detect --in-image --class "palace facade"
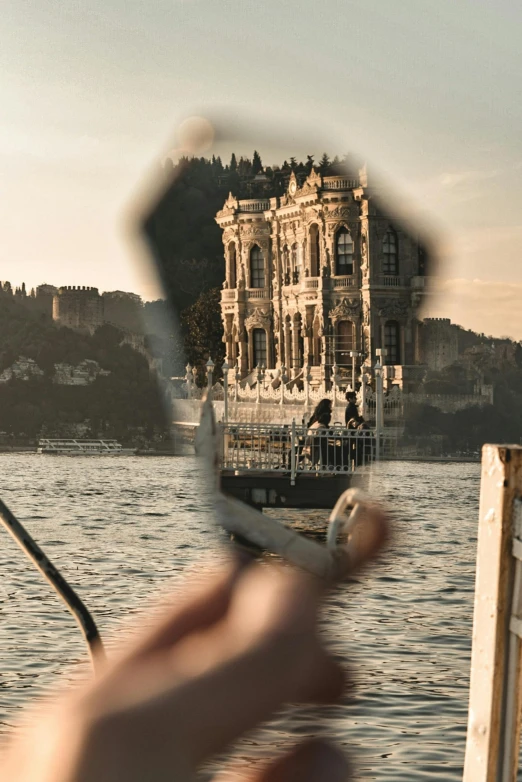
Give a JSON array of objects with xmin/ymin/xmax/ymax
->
[{"xmin": 216, "ymin": 165, "xmax": 429, "ymax": 387}]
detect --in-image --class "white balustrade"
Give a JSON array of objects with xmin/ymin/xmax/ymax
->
[
  {"xmin": 302, "ymin": 278, "xmax": 320, "ymax": 290},
  {"xmin": 322, "ymin": 178, "xmax": 359, "ymax": 190},
  {"xmin": 333, "ymin": 276, "xmax": 356, "ymax": 288},
  {"xmin": 379, "ymin": 275, "xmax": 405, "ymax": 287},
  {"xmin": 238, "ymin": 199, "xmax": 271, "ymax": 212},
  {"xmin": 247, "ymin": 288, "xmax": 268, "ymax": 299}
]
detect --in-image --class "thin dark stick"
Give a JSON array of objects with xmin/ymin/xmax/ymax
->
[{"xmin": 0, "ymin": 498, "xmax": 105, "ymax": 674}]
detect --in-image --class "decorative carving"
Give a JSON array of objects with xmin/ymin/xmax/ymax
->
[
  {"xmin": 325, "ymin": 206, "xmax": 350, "ymax": 220},
  {"xmin": 362, "ymin": 327, "xmax": 371, "ymax": 356},
  {"xmin": 360, "ymin": 228, "xmax": 368, "ymax": 273},
  {"xmin": 245, "ymin": 307, "xmax": 272, "ymax": 331},
  {"xmin": 329, "ymin": 298, "xmax": 361, "ymax": 322},
  {"xmin": 314, "ymin": 309, "xmax": 325, "ymax": 337},
  {"xmin": 241, "ymin": 227, "xmax": 267, "ymax": 237},
  {"xmin": 375, "ymin": 298, "xmax": 410, "ymax": 319},
  {"xmin": 299, "ymin": 169, "xmax": 322, "ymax": 195},
  {"xmin": 216, "ymin": 192, "xmax": 239, "ymax": 218},
  {"xmin": 223, "ymin": 228, "xmax": 237, "ymax": 243},
  {"xmin": 298, "ymin": 181, "xmax": 319, "ymax": 197}
]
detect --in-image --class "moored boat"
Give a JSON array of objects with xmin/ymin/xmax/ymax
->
[{"xmin": 37, "ymin": 438, "xmax": 135, "ymax": 455}]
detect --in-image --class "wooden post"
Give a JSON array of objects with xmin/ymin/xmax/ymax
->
[{"xmin": 463, "ymin": 445, "xmax": 522, "ymax": 782}]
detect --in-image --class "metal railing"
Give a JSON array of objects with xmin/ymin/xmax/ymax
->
[{"xmin": 221, "ymin": 421, "xmax": 397, "ymax": 483}]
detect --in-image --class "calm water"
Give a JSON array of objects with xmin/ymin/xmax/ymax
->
[{"xmin": 0, "ymin": 453, "xmax": 480, "ymax": 780}]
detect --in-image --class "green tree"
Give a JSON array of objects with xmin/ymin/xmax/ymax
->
[
  {"xmin": 180, "ymin": 287, "xmax": 225, "ymax": 385},
  {"xmin": 318, "ymin": 153, "xmax": 331, "ymax": 174},
  {"xmin": 252, "ymin": 150, "xmax": 263, "ymax": 174}
]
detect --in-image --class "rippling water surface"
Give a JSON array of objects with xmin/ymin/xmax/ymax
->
[{"xmin": 0, "ymin": 454, "xmax": 480, "ymax": 780}]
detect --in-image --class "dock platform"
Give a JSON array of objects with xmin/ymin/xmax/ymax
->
[{"xmin": 221, "ymin": 470, "xmax": 352, "ymax": 509}]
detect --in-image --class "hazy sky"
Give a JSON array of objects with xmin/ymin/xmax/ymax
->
[{"xmin": 2, "ymin": 1, "xmax": 522, "ymax": 337}]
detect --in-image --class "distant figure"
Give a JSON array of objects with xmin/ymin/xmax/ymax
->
[
  {"xmin": 306, "ymin": 399, "xmax": 332, "ymax": 466},
  {"xmin": 307, "ymin": 398, "xmax": 332, "ymax": 429},
  {"xmin": 344, "ymin": 390, "xmax": 361, "ymax": 427}
]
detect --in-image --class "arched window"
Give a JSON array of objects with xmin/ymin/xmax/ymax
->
[
  {"xmin": 250, "ymin": 246, "xmax": 265, "ymax": 289},
  {"xmin": 384, "ymin": 321, "xmax": 400, "ymax": 365},
  {"xmin": 228, "ymin": 242, "xmax": 237, "ymax": 289},
  {"xmin": 336, "ymin": 320, "xmax": 354, "ymax": 367},
  {"xmin": 383, "ymin": 229, "xmax": 398, "ymax": 275},
  {"xmin": 252, "ymin": 328, "xmax": 267, "ymax": 367},
  {"xmin": 291, "ymin": 243, "xmax": 299, "ymax": 284},
  {"xmin": 282, "ymin": 245, "xmax": 290, "ymax": 286},
  {"xmin": 310, "ymin": 225, "xmax": 320, "ymax": 277},
  {"xmin": 335, "ymin": 228, "xmax": 354, "ymax": 276}
]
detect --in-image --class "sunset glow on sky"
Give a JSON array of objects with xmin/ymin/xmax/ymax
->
[{"xmin": 2, "ymin": 1, "xmax": 522, "ymax": 337}]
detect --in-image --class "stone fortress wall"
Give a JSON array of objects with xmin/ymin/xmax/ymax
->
[
  {"xmin": 53, "ymin": 286, "xmax": 104, "ymax": 333},
  {"xmin": 420, "ymin": 317, "xmax": 458, "ymax": 371}
]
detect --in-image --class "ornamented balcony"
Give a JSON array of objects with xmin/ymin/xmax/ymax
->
[
  {"xmin": 247, "ymin": 288, "xmax": 269, "ymax": 299},
  {"xmin": 378, "ymin": 275, "xmax": 405, "ymax": 288},
  {"xmin": 221, "ymin": 289, "xmax": 237, "ymax": 301},
  {"xmin": 238, "ymin": 199, "xmax": 271, "ymax": 213},
  {"xmin": 301, "ymin": 277, "xmax": 320, "ymax": 291},
  {"xmin": 332, "ymin": 276, "xmax": 356, "ymax": 289},
  {"xmin": 322, "ymin": 177, "xmax": 359, "ymax": 190}
]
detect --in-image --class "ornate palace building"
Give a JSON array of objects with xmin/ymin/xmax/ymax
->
[{"xmin": 216, "ymin": 165, "xmax": 429, "ymax": 387}]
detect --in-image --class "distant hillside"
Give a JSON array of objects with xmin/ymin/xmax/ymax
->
[
  {"xmin": 406, "ymin": 327, "xmax": 522, "ymax": 451},
  {"xmin": 0, "ymin": 297, "xmax": 168, "ymax": 442}
]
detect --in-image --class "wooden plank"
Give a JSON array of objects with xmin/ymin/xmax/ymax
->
[{"xmin": 463, "ymin": 445, "xmax": 522, "ymax": 782}]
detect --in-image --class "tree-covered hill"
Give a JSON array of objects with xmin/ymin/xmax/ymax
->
[
  {"xmin": 0, "ymin": 297, "xmax": 169, "ymax": 441},
  {"xmin": 141, "ymin": 151, "xmax": 348, "ymax": 317}
]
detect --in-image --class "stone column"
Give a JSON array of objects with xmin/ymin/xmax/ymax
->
[
  {"xmin": 284, "ymin": 321, "xmax": 292, "ymax": 374},
  {"xmin": 268, "ymin": 326, "xmax": 275, "ymax": 370},
  {"xmin": 247, "ymin": 329, "xmax": 254, "ymax": 373},
  {"xmin": 320, "ymin": 327, "xmax": 328, "ymax": 390},
  {"xmin": 238, "ymin": 318, "xmax": 248, "ymax": 377},
  {"xmin": 291, "ymin": 319, "xmax": 300, "ymax": 374}
]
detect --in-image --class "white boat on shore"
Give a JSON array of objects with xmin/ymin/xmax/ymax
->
[{"xmin": 37, "ymin": 439, "xmax": 136, "ymax": 455}]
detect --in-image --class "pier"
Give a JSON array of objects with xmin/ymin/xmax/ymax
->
[{"xmin": 217, "ymin": 421, "xmax": 397, "ymax": 508}]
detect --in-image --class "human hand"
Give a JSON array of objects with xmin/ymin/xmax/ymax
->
[{"xmin": 2, "ymin": 512, "xmax": 387, "ymax": 782}]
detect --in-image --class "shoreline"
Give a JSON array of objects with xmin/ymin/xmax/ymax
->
[{"xmin": 0, "ymin": 447, "xmax": 480, "ymax": 463}]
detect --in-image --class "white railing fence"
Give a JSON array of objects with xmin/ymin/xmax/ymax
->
[
  {"xmin": 175, "ymin": 361, "xmax": 404, "ymax": 426},
  {"xmin": 221, "ymin": 422, "xmax": 397, "ymax": 483}
]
